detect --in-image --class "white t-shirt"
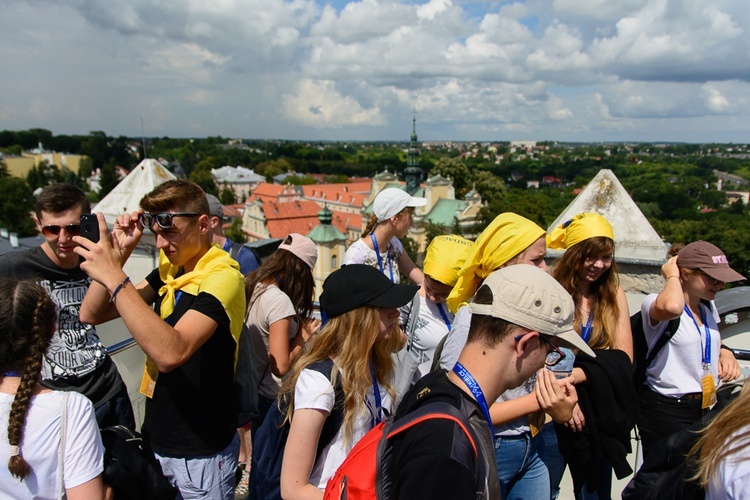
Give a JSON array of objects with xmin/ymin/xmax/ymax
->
[
  {"xmin": 343, "ymin": 237, "xmax": 404, "ymax": 283},
  {"xmin": 641, "ymin": 294, "xmax": 721, "ymax": 397},
  {"xmin": 401, "ymin": 294, "xmax": 453, "ymax": 382},
  {"xmin": 439, "ymin": 305, "xmax": 531, "ymax": 436},
  {"xmin": 247, "ymin": 283, "xmax": 300, "ymax": 400},
  {"xmin": 706, "ymin": 425, "xmax": 750, "ymax": 499},
  {"xmin": 0, "ymin": 390, "xmax": 103, "ymax": 498},
  {"xmin": 294, "ymin": 366, "xmax": 392, "ymax": 490}
]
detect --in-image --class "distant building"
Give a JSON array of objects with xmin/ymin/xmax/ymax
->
[
  {"xmin": 211, "ymin": 166, "xmax": 264, "ymax": 201},
  {"xmin": 308, "ymin": 206, "xmax": 347, "ymax": 300},
  {"xmin": 2, "ymin": 151, "xmax": 87, "ymax": 178}
]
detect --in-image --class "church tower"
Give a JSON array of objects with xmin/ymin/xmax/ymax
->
[{"xmin": 404, "ymin": 111, "xmax": 423, "ymax": 195}]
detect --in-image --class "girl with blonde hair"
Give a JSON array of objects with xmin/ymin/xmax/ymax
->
[
  {"xmin": 278, "ymin": 265, "xmax": 418, "ymax": 499},
  {"xmin": 343, "ymin": 188, "xmax": 426, "ymax": 283},
  {"xmin": 0, "ymin": 278, "xmax": 104, "ymax": 499},
  {"xmin": 692, "ymin": 382, "xmax": 750, "ymax": 499}
]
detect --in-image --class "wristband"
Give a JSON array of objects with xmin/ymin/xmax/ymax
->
[
  {"xmin": 109, "ymin": 276, "xmax": 131, "ymax": 303},
  {"xmin": 666, "ymin": 275, "xmax": 679, "ymax": 280},
  {"xmin": 720, "ymin": 344, "xmax": 733, "ymax": 352}
]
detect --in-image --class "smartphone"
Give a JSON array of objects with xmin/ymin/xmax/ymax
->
[{"xmin": 80, "ymin": 213, "xmax": 100, "ymax": 243}]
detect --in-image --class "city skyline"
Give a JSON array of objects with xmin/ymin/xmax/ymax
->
[{"xmin": 2, "ymin": 0, "xmax": 749, "ymax": 144}]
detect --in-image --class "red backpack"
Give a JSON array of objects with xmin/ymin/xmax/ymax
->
[{"xmin": 323, "ymin": 401, "xmax": 486, "ymax": 500}]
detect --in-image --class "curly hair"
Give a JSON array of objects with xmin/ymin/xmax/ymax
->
[
  {"xmin": 279, "ymin": 306, "xmax": 399, "ymax": 447},
  {"xmin": 551, "ymin": 236, "xmax": 620, "ymax": 351},
  {"xmin": 0, "ymin": 279, "xmax": 56, "ymax": 479},
  {"xmin": 245, "ymin": 247, "xmax": 315, "ymax": 321}
]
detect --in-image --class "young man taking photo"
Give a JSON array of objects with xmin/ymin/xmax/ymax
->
[
  {"xmin": 77, "ymin": 179, "xmax": 246, "ymax": 499},
  {"xmin": 0, "ymin": 182, "xmax": 134, "ymax": 429}
]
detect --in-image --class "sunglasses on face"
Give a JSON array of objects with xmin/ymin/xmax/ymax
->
[
  {"xmin": 138, "ymin": 212, "xmax": 200, "ymax": 230},
  {"xmin": 42, "ymin": 224, "xmax": 81, "ymax": 237}
]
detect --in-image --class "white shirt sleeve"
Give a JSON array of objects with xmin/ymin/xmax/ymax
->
[
  {"xmin": 294, "ymin": 368, "xmax": 335, "ymax": 414},
  {"xmin": 63, "ymin": 393, "xmax": 104, "ymax": 489}
]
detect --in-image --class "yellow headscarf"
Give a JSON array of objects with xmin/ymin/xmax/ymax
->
[
  {"xmin": 423, "ymin": 235, "xmax": 473, "ymax": 287},
  {"xmin": 546, "ymin": 212, "xmax": 614, "ymax": 250},
  {"xmin": 446, "ymin": 213, "xmax": 545, "ymax": 312}
]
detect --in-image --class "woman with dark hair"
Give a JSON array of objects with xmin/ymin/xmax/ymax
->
[
  {"xmin": 638, "ymin": 240, "xmax": 743, "ymax": 458},
  {"xmin": 0, "ymin": 278, "xmax": 104, "ymax": 499},
  {"xmin": 246, "ymin": 233, "xmax": 319, "ymax": 435},
  {"xmin": 547, "ymin": 213, "xmax": 634, "ymax": 500},
  {"xmin": 343, "ymin": 187, "xmax": 426, "ymax": 284},
  {"xmin": 278, "ymin": 264, "xmax": 418, "ymax": 499}
]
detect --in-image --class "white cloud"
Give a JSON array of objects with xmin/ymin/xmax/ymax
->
[{"xmin": 1, "ymin": 0, "xmax": 749, "ymax": 142}]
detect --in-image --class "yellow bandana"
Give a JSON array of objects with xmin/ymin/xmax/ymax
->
[
  {"xmin": 546, "ymin": 213, "xmax": 614, "ymax": 250},
  {"xmin": 446, "ymin": 213, "xmax": 544, "ymax": 313},
  {"xmin": 423, "ymin": 235, "xmax": 473, "ymax": 287},
  {"xmin": 140, "ymin": 244, "xmax": 246, "ymax": 398}
]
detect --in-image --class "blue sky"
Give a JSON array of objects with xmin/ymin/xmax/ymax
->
[{"xmin": 1, "ymin": 0, "xmax": 749, "ymax": 143}]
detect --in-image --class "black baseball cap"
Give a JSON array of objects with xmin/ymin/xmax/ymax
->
[{"xmin": 320, "ymin": 264, "xmax": 419, "ymax": 318}]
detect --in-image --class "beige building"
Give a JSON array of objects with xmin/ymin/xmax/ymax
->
[{"xmin": 3, "ymin": 152, "xmax": 87, "ymax": 178}]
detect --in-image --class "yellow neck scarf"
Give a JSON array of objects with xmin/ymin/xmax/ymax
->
[
  {"xmin": 446, "ymin": 213, "xmax": 544, "ymax": 313},
  {"xmin": 158, "ymin": 244, "xmax": 246, "ymax": 351},
  {"xmin": 546, "ymin": 213, "xmax": 613, "ymax": 250}
]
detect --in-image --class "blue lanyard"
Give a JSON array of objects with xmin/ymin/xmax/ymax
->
[
  {"xmin": 452, "ymin": 362, "xmax": 494, "ymax": 434},
  {"xmin": 684, "ymin": 305, "xmax": 711, "ymax": 366},
  {"xmin": 436, "ymin": 302, "xmax": 452, "ymax": 332},
  {"xmin": 581, "ymin": 314, "xmax": 594, "ymax": 344},
  {"xmin": 370, "ymin": 234, "xmax": 394, "ymax": 282},
  {"xmin": 368, "ymin": 363, "xmax": 385, "ymax": 428},
  {"xmin": 165, "ymin": 291, "xmax": 183, "ymax": 326}
]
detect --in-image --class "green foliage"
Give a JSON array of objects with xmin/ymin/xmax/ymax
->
[
  {"xmin": 429, "ymin": 157, "xmax": 471, "ymax": 195},
  {"xmin": 98, "ymin": 162, "xmax": 119, "ymax": 198},
  {"xmin": 323, "ymin": 174, "xmax": 351, "ymax": 184},
  {"xmin": 189, "ymin": 169, "xmax": 217, "ymax": 195},
  {"xmin": 226, "ymin": 217, "xmax": 247, "ymax": 244},
  {"xmin": 0, "ymin": 175, "xmax": 37, "ymax": 236},
  {"xmin": 219, "ymin": 186, "xmax": 237, "ymax": 205},
  {"xmin": 398, "ymin": 235, "xmax": 420, "ymax": 283},
  {"xmin": 285, "ymin": 175, "xmax": 317, "ymax": 185},
  {"xmin": 27, "ymin": 160, "xmax": 64, "ymax": 190}
]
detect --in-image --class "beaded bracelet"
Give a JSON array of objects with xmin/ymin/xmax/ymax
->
[{"xmin": 109, "ymin": 276, "xmax": 131, "ymax": 303}]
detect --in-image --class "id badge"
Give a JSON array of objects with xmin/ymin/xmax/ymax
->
[
  {"xmin": 139, "ymin": 357, "xmax": 159, "ymax": 399},
  {"xmin": 701, "ymin": 373, "xmax": 717, "ymax": 409},
  {"xmin": 528, "ymin": 410, "xmax": 545, "ymax": 437}
]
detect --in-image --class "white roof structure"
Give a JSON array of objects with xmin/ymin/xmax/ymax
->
[
  {"xmin": 211, "ymin": 166, "xmax": 264, "ymax": 184},
  {"xmin": 547, "ymin": 169, "xmax": 667, "ymax": 262},
  {"xmin": 93, "ymin": 159, "xmax": 176, "ymax": 226}
]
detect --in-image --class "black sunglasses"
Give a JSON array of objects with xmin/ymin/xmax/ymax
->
[
  {"xmin": 42, "ymin": 224, "xmax": 81, "ymax": 237},
  {"xmin": 139, "ymin": 212, "xmax": 200, "ymax": 230}
]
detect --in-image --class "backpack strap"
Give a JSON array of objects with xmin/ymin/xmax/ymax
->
[
  {"xmin": 307, "ymin": 359, "xmax": 346, "ymax": 457},
  {"xmin": 644, "ymin": 317, "xmax": 681, "ymax": 369},
  {"xmin": 377, "ymin": 401, "xmax": 486, "ymax": 498}
]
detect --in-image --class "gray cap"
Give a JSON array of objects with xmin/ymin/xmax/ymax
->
[
  {"xmin": 470, "ymin": 265, "xmax": 595, "ymax": 357},
  {"xmin": 206, "ymin": 194, "xmax": 223, "ymax": 218}
]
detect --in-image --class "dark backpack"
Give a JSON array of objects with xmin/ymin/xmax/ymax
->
[
  {"xmin": 248, "ymin": 359, "xmax": 345, "ymax": 500},
  {"xmin": 101, "ymin": 425, "xmax": 178, "ymax": 500},
  {"xmin": 322, "ymin": 402, "xmax": 485, "ymax": 500},
  {"xmin": 631, "ymin": 311, "xmax": 680, "ymax": 391}
]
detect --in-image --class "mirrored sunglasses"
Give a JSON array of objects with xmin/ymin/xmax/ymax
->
[
  {"xmin": 42, "ymin": 224, "xmax": 81, "ymax": 237},
  {"xmin": 139, "ymin": 212, "xmax": 200, "ymax": 230}
]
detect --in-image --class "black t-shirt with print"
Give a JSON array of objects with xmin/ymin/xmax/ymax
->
[{"xmin": 0, "ymin": 246, "xmax": 123, "ymax": 408}]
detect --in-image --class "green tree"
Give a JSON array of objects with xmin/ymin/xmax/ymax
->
[
  {"xmin": 0, "ymin": 172, "xmax": 37, "ymax": 236},
  {"xmin": 429, "ymin": 157, "xmax": 471, "ymax": 196},
  {"xmin": 219, "ymin": 186, "xmax": 237, "ymax": 205},
  {"xmin": 226, "ymin": 218, "xmax": 247, "ymax": 244},
  {"xmin": 190, "ymin": 169, "xmax": 218, "ymax": 195},
  {"xmin": 98, "ymin": 162, "xmax": 119, "ymax": 198}
]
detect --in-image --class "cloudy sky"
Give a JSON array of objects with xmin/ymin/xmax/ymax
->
[{"xmin": 2, "ymin": 0, "xmax": 749, "ymax": 143}]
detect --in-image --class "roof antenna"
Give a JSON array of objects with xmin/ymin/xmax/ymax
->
[{"xmin": 140, "ymin": 116, "xmax": 148, "ymax": 159}]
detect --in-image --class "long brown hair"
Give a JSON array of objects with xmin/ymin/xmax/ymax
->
[
  {"xmin": 279, "ymin": 306, "xmax": 399, "ymax": 446},
  {"xmin": 245, "ymin": 248, "xmax": 315, "ymax": 321},
  {"xmin": 0, "ymin": 279, "xmax": 56, "ymax": 479},
  {"xmin": 552, "ymin": 236, "xmax": 620, "ymax": 350},
  {"xmin": 691, "ymin": 383, "xmax": 750, "ymax": 488}
]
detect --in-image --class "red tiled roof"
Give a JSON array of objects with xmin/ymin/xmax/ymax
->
[
  {"xmin": 302, "ymin": 182, "xmax": 371, "ymax": 207},
  {"xmin": 249, "ymin": 183, "xmax": 284, "ymax": 202}
]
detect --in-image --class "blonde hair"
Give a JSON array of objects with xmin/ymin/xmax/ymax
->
[
  {"xmin": 361, "ymin": 208, "xmax": 413, "ymax": 237},
  {"xmin": 279, "ymin": 306, "xmax": 399, "ymax": 446},
  {"xmin": 552, "ymin": 236, "xmax": 620, "ymax": 350},
  {"xmin": 691, "ymin": 383, "xmax": 750, "ymax": 488}
]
